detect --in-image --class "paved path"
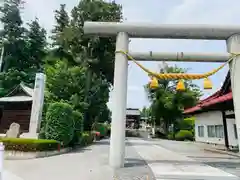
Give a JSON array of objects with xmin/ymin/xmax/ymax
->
[
  {"xmin": 149, "ymin": 139, "xmax": 240, "ymax": 178},
  {"xmin": 3, "ymin": 139, "xmax": 154, "ymax": 180},
  {"xmin": 3, "ymin": 138, "xmax": 240, "ymax": 180},
  {"xmin": 2, "ymin": 170, "xmax": 25, "ymax": 180},
  {"xmin": 129, "ymin": 138, "xmax": 240, "ymax": 180}
]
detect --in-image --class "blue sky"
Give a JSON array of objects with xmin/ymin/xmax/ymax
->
[{"xmin": 21, "ymin": 0, "xmax": 240, "ymax": 111}]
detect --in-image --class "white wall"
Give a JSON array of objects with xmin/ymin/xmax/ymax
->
[{"xmin": 195, "ymin": 111, "xmax": 238, "ymax": 147}]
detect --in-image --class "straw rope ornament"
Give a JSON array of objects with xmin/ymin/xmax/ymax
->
[{"xmin": 115, "ymin": 50, "xmax": 238, "ymax": 91}]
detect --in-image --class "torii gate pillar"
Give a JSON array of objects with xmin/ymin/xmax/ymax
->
[
  {"xmin": 227, "ymin": 34, "xmax": 240, "ymax": 147},
  {"xmin": 109, "ymin": 32, "xmax": 129, "ymax": 168}
]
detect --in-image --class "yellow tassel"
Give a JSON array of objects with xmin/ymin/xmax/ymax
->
[
  {"xmin": 176, "ymin": 79, "xmax": 185, "ymax": 91},
  {"xmin": 150, "ymin": 77, "xmax": 158, "ymax": 89},
  {"xmin": 203, "ymin": 78, "xmax": 212, "ymax": 89}
]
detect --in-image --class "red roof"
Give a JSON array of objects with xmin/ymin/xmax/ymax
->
[
  {"xmin": 184, "ymin": 72, "xmax": 232, "ymax": 115},
  {"xmin": 202, "ymin": 92, "xmax": 232, "ymax": 107},
  {"xmin": 184, "ymin": 92, "xmax": 232, "ymax": 114}
]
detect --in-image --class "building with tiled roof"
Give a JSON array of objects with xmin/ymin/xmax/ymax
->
[{"xmin": 184, "ymin": 72, "xmax": 236, "ymax": 149}]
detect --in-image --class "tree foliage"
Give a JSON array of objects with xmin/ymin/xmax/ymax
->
[
  {"xmin": 46, "ymin": 0, "xmax": 121, "ymax": 131},
  {"xmin": 0, "ymin": 0, "xmax": 120, "ymax": 139},
  {"xmin": 0, "ymin": 0, "xmax": 47, "ymax": 96},
  {"xmin": 145, "ymin": 63, "xmax": 201, "ymax": 133}
]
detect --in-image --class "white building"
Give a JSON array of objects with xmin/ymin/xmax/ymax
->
[{"xmin": 184, "ymin": 72, "xmax": 238, "ymax": 149}]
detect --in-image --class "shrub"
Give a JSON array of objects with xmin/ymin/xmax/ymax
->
[
  {"xmin": 73, "ymin": 111, "xmax": 83, "ymax": 131},
  {"xmin": 0, "ymin": 138, "xmax": 60, "ymax": 152},
  {"xmin": 92, "ymin": 123, "xmax": 108, "ymax": 138},
  {"xmin": 79, "ymin": 132, "xmax": 94, "ymax": 146},
  {"xmin": 68, "ymin": 111, "xmax": 84, "ymax": 147},
  {"xmin": 38, "ymin": 128, "xmax": 46, "ymax": 139},
  {"xmin": 175, "ymin": 130, "xmax": 194, "ymax": 141},
  {"xmin": 45, "ymin": 102, "xmax": 74, "ymax": 146},
  {"xmin": 167, "ymin": 133, "xmax": 174, "ymax": 140}
]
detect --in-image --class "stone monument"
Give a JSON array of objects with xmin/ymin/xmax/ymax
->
[
  {"xmin": 6, "ymin": 123, "xmax": 20, "ymax": 138},
  {"xmin": 28, "ymin": 73, "xmax": 46, "ymax": 138}
]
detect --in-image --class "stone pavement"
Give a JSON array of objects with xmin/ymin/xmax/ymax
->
[
  {"xmin": 3, "ymin": 138, "xmax": 240, "ymax": 180},
  {"xmin": 2, "ymin": 170, "xmax": 24, "ymax": 180},
  {"xmin": 149, "ymin": 139, "xmax": 240, "ymax": 178},
  {"xmin": 3, "ymin": 139, "xmax": 154, "ymax": 180},
  {"xmin": 129, "ymin": 138, "xmax": 240, "ymax": 180}
]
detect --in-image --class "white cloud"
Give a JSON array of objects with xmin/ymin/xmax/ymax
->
[{"xmin": 165, "ymin": 0, "xmax": 240, "ymax": 24}]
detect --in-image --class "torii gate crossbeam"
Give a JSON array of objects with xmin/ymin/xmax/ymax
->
[{"xmin": 83, "ymin": 21, "xmax": 240, "ymax": 169}]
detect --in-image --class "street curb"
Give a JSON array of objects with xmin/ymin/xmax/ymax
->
[{"xmin": 204, "ymin": 148, "xmax": 240, "ymax": 158}]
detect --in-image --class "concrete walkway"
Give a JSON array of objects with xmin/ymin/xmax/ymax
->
[
  {"xmin": 3, "ymin": 138, "xmax": 240, "ymax": 180},
  {"xmin": 2, "ymin": 170, "xmax": 25, "ymax": 180},
  {"xmin": 129, "ymin": 138, "xmax": 240, "ymax": 180},
  {"xmin": 3, "ymin": 140, "xmax": 154, "ymax": 180}
]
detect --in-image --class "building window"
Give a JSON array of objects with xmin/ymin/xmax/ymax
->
[
  {"xmin": 198, "ymin": 126, "xmax": 204, "ymax": 137},
  {"xmin": 207, "ymin": 125, "xmax": 224, "ymax": 138},
  {"xmin": 234, "ymin": 124, "xmax": 238, "ymax": 139},
  {"xmin": 215, "ymin": 125, "xmax": 224, "ymax": 138},
  {"xmin": 207, "ymin": 125, "xmax": 215, "ymax": 137}
]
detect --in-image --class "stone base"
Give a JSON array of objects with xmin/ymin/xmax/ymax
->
[{"xmin": 20, "ymin": 133, "xmax": 39, "ymax": 139}]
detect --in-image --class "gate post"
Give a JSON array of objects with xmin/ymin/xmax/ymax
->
[
  {"xmin": 227, "ymin": 34, "xmax": 240, "ymax": 151},
  {"xmin": 109, "ymin": 32, "xmax": 129, "ymax": 168}
]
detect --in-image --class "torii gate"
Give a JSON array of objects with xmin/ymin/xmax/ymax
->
[{"xmin": 83, "ymin": 21, "xmax": 240, "ymax": 168}]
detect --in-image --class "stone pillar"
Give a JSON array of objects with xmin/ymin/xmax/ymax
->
[
  {"xmin": 226, "ymin": 34, "xmax": 240, "ymax": 152},
  {"xmin": 109, "ymin": 32, "xmax": 129, "ymax": 168},
  {"xmin": 29, "ymin": 73, "xmax": 46, "ymax": 136}
]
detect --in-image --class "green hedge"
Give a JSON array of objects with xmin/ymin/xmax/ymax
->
[
  {"xmin": 73, "ymin": 111, "xmax": 83, "ymax": 131},
  {"xmin": 92, "ymin": 123, "xmax": 108, "ymax": 138},
  {"xmin": 175, "ymin": 130, "xmax": 194, "ymax": 141},
  {"xmin": 167, "ymin": 133, "xmax": 174, "ymax": 140},
  {"xmin": 0, "ymin": 138, "xmax": 60, "ymax": 152},
  {"xmin": 79, "ymin": 132, "xmax": 94, "ymax": 146},
  {"xmin": 45, "ymin": 102, "xmax": 74, "ymax": 146}
]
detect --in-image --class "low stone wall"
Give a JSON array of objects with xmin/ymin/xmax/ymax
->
[{"xmin": 4, "ymin": 147, "xmax": 72, "ymax": 160}]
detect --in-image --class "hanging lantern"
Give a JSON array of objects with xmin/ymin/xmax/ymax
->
[
  {"xmin": 176, "ymin": 79, "xmax": 185, "ymax": 91},
  {"xmin": 150, "ymin": 77, "xmax": 158, "ymax": 89},
  {"xmin": 203, "ymin": 78, "xmax": 212, "ymax": 89}
]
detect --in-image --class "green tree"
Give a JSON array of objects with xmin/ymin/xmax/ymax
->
[
  {"xmin": 0, "ymin": 0, "xmax": 31, "ymax": 96},
  {"xmin": 69, "ymin": 0, "xmax": 122, "ymax": 83},
  {"xmin": 145, "ymin": 63, "xmax": 201, "ymax": 134},
  {"xmin": 51, "ymin": 4, "xmax": 74, "ymax": 63},
  {"xmin": 141, "ymin": 106, "xmax": 152, "ymax": 124},
  {"xmin": 44, "ymin": 60, "xmax": 87, "ymax": 112},
  {"xmin": 0, "ymin": 0, "xmax": 47, "ymax": 96},
  {"xmin": 0, "ymin": 0, "xmax": 26, "ymax": 71},
  {"xmin": 44, "ymin": 0, "xmax": 122, "ymax": 132},
  {"xmin": 27, "ymin": 18, "xmax": 47, "ymax": 72},
  {"xmin": 69, "ymin": 0, "xmax": 122, "ymax": 129}
]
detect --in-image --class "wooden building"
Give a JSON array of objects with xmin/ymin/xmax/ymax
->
[
  {"xmin": 0, "ymin": 83, "xmax": 33, "ymax": 133},
  {"xmin": 126, "ymin": 108, "xmax": 141, "ymax": 129}
]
